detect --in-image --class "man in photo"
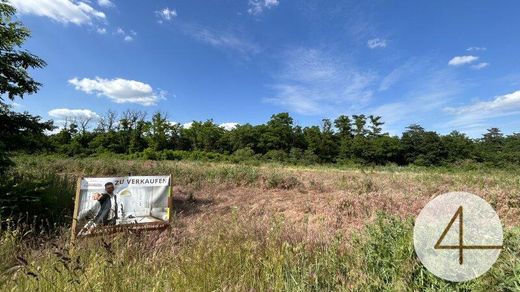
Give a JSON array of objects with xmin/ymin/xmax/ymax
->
[{"xmin": 92, "ymin": 182, "xmax": 119, "ymax": 225}]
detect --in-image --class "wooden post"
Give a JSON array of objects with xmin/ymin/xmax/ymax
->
[
  {"xmin": 70, "ymin": 177, "xmax": 83, "ymax": 244},
  {"xmin": 168, "ymin": 174, "xmax": 173, "ymax": 223}
]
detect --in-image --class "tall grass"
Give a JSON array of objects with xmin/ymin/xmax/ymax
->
[
  {"xmin": 1, "ymin": 155, "xmax": 519, "ymax": 290},
  {"xmin": 1, "ymin": 213, "xmax": 518, "ymax": 291}
]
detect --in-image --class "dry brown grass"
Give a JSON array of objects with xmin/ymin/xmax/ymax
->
[
  {"xmin": 2, "ymin": 156, "xmax": 520, "ymax": 290},
  {"xmin": 169, "ymin": 164, "xmax": 520, "ymax": 245}
]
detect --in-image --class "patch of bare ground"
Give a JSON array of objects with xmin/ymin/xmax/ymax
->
[{"xmin": 170, "ymin": 167, "xmax": 520, "ymax": 243}]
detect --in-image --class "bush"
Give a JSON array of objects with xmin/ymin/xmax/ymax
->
[
  {"xmin": 231, "ymin": 147, "xmax": 256, "ymax": 163},
  {"xmin": 263, "ymin": 150, "xmax": 288, "ymax": 162},
  {"xmin": 142, "ymin": 147, "xmax": 158, "ymax": 160},
  {"xmin": 0, "ymin": 172, "xmax": 75, "ymax": 230}
]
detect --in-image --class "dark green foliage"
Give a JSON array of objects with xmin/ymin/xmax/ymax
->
[
  {"xmin": 0, "ymin": 103, "xmax": 53, "ymax": 152},
  {"xmin": 401, "ymin": 124, "xmax": 446, "ymax": 166},
  {"xmin": 0, "ymin": 1, "xmax": 47, "ymax": 175},
  {"xmin": 0, "ymin": 172, "xmax": 75, "ymax": 227},
  {"xmin": 442, "ymin": 131, "xmax": 474, "ymax": 163},
  {"xmin": 21, "ymin": 109, "xmax": 520, "ymax": 168},
  {"xmin": 0, "ymin": 104, "xmax": 53, "ymax": 174},
  {"xmin": 0, "ymin": 1, "xmax": 46, "ymax": 101},
  {"xmin": 259, "ymin": 113, "xmax": 295, "ymax": 153},
  {"xmin": 183, "ymin": 119, "xmax": 225, "ymax": 152},
  {"xmin": 1, "ymin": 2, "xmax": 519, "ymax": 169}
]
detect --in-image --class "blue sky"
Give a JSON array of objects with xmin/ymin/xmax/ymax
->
[{"xmin": 7, "ymin": 0, "xmax": 520, "ymax": 137}]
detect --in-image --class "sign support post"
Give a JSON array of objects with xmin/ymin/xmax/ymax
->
[{"xmin": 70, "ymin": 177, "xmax": 82, "ymax": 244}]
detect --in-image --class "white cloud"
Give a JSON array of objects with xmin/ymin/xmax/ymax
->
[
  {"xmin": 68, "ymin": 77, "xmax": 165, "ymax": 106},
  {"xmin": 182, "ymin": 122, "xmax": 193, "ymax": 129},
  {"xmin": 369, "ymin": 64, "xmax": 462, "ymax": 134},
  {"xmin": 156, "ymin": 7, "xmax": 177, "ymax": 23},
  {"xmin": 45, "ymin": 109, "xmax": 99, "ymax": 135},
  {"xmin": 378, "ymin": 60, "xmax": 423, "ymax": 91},
  {"xmin": 96, "ymin": 27, "xmax": 106, "ymax": 34},
  {"xmin": 445, "ymin": 90, "xmax": 520, "ymax": 127},
  {"xmin": 115, "ymin": 27, "xmax": 136, "ymax": 41},
  {"xmin": 220, "ymin": 122, "xmax": 239, "ymax": 130},
  {"xmin": 265, "ymin": 48, "xmax": 375, "ymax": 115},
  {"xmin": 48, "ymin": 108, "xmax": 99, "ymax": 119},
  {"xmin": 97, "ymin": 0, "xmax": 114, "ymax": 8},
  {"xmin": 5, "ymin": 101, "xmax": 24, "ymax": 109},
  {"xmin": 182, "ymin": 24, "xmax": 260, "ymax": 57},
  {"xmin": 448, "ymin": 55, "xmax": 479, "ymax": 66},
  {"xmin": 10, "ymin": 0, "xmax": 105, "ymax": 25},
  {"xmin": 471, "ymin": 62, "xmax": 489, "ymax": 70},
  {"xmin": 248, "ymin": 0, "xmax": 279, "ymax": 15},
  {"xmin": 466, "ymin": 46, "xmax": 486, "ymax": 51},
  {"xmin": 367, "ymin": 38, "xmax": 387, "ymax": 49}
]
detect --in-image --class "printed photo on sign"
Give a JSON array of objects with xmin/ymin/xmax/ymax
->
[{"xmin": 74, "ymin": 176, "xmax": 171, "ymax": 237}]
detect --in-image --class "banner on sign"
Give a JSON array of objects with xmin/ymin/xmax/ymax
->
[{"xmin": 71, "ymin": 175, "xmax": 172, "ymax": 239}]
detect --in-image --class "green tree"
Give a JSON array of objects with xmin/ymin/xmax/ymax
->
[
  {"xmin": 318, "ymin": 119, "xmax": 338, "ymax": 162},
  {"xmin": 0, "ymin": 2, "xmax": 47, "ymax": 174},
  {"xmin": 442, "ymin": 131, "xmax": 474, "ymax": 163},
  {"xmin": 334, "ymin": 115, "xmax": 353, "ymax": 138},
  {"xmin": 401, "ymin": 124, "xmax": 446, "ymax": 166},
  {"xmin": 148, "ymin": 112, "xmax": 171, "ymax": 151},
  {"xmin": 502, "ymin": 133, "xmax": 520, "ymax": 165},
  {"xmin": 303, "ymin": 125, "xmax": 321, "ymax": 159},
  {"xmin": 0, "ymin": 104, "xmax": 52, "ymax": 172},
  {"xmin": 260, "ymin": 113, "xmax": 295, "ymax": 153},
  {"xmin": 477, "ymin": 127, "xmax": 505, "ymax": 164},
  {"xmin": 182, "ymin": 120, "xmax": 225, "ymax": 152},
  {"xmin": 334, "ymin": 115, "xmax": 353, "ymax": 160},
  {"xmin": 368, "ymin": 115, "xmax": 384, "ymax": 137},
  {"xmin": 0, "ymin": 1, "xmax": 46, "ymax": 101},
  {"xmin": 129, "ymin": 118, "xmax": 149, "ymax": 153},
  {"xmin": 481, "ymin": 128, "xmax": 504, "ymax": 151},
  {"xmin": 227, "ymin": 124, "xmax": 261, "ymax": 152},
  {"xmin": 352, "ymin": 114, "xmax": 368, "ymax": 136}
]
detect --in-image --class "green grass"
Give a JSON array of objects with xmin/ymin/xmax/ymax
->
[
  {"xmin": 1, "ymin": 214, "xmax": 519, "ymax": 291},
  {"xmin": 1, "ymin": 155, "xmax": 519, "ymax": 291}
]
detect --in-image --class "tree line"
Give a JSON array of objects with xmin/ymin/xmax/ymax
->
[
  {"xmin": 1, "ymin": 0, "xmax": 520, "ymax": 172},
  {"xmin": 3, "ymin": 104, "xmax": 520, "ymax": 167}
]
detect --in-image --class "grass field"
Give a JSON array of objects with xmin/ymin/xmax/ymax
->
[{"xmin": 1, "ymin": 155, "xmax": 519, "ymax": 291}]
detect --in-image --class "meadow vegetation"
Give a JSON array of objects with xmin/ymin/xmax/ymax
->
[{"xmin": 1, "ymin": 156, "xmax": 519, "ymax": 291}]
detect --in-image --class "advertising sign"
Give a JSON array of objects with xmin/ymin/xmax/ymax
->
[{"xmin": 71, "ymin": 175, "xmax": 172, "ymax": 239}]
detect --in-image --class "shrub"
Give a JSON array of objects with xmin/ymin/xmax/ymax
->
[
  {"xmin": 263, "ymin": 150, "xmax": 288, "ymax": 162},
  {"xmin": 231, "ymin": 147, "xmax": 255, "ymax": 163}
]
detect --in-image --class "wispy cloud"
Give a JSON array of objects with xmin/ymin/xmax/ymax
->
[
  {"xmin": 466, "ymin": 46, "xmax": 487, "ymax": 51},
  {"xmin": 471, "ymin": 62, "xmax": 489, "ymax": 70},
  {"xmin": 378, "ymin": 59, "xmax": 423, "ymax": 91},
  {"xmin": 156, "ymin": 7, "xmax": 177, "ymax": 23},
  {"xmin": 97, "ymin": 0, "xmax": 114, "ymax": 8},
  {"xmin": 448, "ymin": 55, "xmax": 479, "ymax": 66},
  {"xmin": 69, "ymin": 77, "xmax": 166, "ymax": 106},
  {"xmin": 444, "ymin": 90, "xmax": 520, "ymax": 128},
  {"xmin": 10, "ymin": 0, "xmax": 106, "ymax": 25},
  {"xmin": 248, "ymin": 0, "xmax": 279, "ymax": 15},
  {"xmin": 115, "ymin": 27, "xmax": 136, "ymax": 41},
  {"xmin": 355, "ymin": 57, "xmax": 464, "ymax": 135},
  {"xmin": 265, "ymin": 48, "xmax": 375, "ymax": 115},
  {"xmin": 180, "ymin": 24, "xmax": 260, "ymax": 57},
  {"xmin": 367, "ymin": 38, "xmax": 387, "ymax": 49}
]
